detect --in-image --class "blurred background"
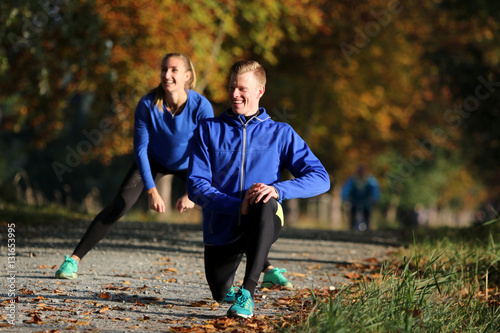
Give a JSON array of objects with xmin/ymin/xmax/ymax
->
[{"xmin": 1, "ymin": 0, "xmax": 499, "ymax": 230}]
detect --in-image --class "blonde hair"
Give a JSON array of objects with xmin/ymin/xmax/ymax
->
[
  {"xmin": 230, "ymin": 60, "xmax": 266, "ymax": 87},
  {"xmin": 150, "ymin": 53, "xmax": 197, "ymax": 110}
]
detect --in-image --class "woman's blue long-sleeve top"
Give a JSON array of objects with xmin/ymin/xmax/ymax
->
[
  {"xmin": 134, "ymin": 90, "xmax": 214, "ymax": 190},
  {"xmin": 187, "ymin": 108, "xmax": 330, "ymax": 246}
]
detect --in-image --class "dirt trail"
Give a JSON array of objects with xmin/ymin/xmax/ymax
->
[{"xmin": 1, "ymin": 221, "xmax": 400, "ymax": 332}]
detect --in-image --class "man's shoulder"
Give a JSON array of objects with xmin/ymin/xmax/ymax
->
[{"xmin": 265, "ymin": 120, "xmax": 297, "ymax": 137}]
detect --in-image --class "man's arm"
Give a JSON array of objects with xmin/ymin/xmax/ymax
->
[{"xmin": 272, "ymin": 127, "xmax": 330, "ymax": 200}]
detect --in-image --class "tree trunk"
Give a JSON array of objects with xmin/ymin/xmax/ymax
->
[
  {"xmin": 284, "ymin": 199, "xmax": 299, "ymax": 227},
  {"xmin": 330, "ymin": 187, "xmax": 342, "ymax": 230}
]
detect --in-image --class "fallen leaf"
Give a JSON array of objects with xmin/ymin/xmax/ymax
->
[
  {"xmin": 80, "ymin": 309, "xmax": 96, "ymax": 316},
  {"xmin": 290, "ymin": 273, "xmax": 306, "ymax": 278},
  {"xmin": 24, "ymin": 314, "xmax": 43, "ymax": 324},
  {"xmin": 99, "ymin": 306, "xmax": 110, "ymax": 313},
  {"xmin": 135, "ymin": 300, "xmax": 146, "ymax": 307},
  {"xmin": 61, "ymin": 319, "xmax": 78, "ymax": 323},
  {"xmin": 99, "ymin": 292, "xmax": 112, "ymax": 299},
  {"xmin": 31, "ymin": 296, "xmax": 45, "ymax": 302},
  {"xmin": 104, "ymin": 283, "xmax": 131, "ymax": 291},
  {"xmin": 364, "ymin": 257, "xmax": 379, "ymax": 263},
  {"xmin": 53, "ymin": 289, "xmax": 68, "ymax": 295},
  {"xmin": 190, "ymin": 300, "xmax": 208, "ymax": 307},
  {"xmin": 19, "ymin": 288, "xmax": 35, "ymax": 295},
  {"xmin": 141, "ymin": 296, "xmax": 163, "ymax": 302},
  {"xmin": 345, "ymin": 272, "xmax": 362, "ymax": 280}
]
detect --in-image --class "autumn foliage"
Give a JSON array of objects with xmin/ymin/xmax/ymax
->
[{"xmin": 1, "ymin": 0, "xmax": 499, "ymax": 210}]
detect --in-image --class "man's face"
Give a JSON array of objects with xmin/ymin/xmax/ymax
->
[{"xmin": 228, "ymin": 71, "xmax": 265, "ymax": 117}]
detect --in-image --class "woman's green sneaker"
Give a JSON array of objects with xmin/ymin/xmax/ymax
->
[
  {"xmin": 55, "ymin": 255, "xmax": 78, "ymax": 279},
  {"xmin": 261, "ymin": 267, "xmax": 293, "ymax": 289}
]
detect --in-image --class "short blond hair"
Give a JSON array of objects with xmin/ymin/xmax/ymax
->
[{"xmin": 230, "ymin": 60, "xmax": 266, "ymax": 87}]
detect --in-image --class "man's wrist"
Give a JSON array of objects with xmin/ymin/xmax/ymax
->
[{"xmin": 271, "ymin": 186, "xmax": 279, "ymax": 199}]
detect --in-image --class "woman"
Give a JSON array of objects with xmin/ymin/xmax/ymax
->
[{"xmin": 55, "ymin": 53, "xmax": 214, "ymax": 279}]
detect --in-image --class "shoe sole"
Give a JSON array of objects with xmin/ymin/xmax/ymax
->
[
  {"xmin": 55, "ymin": 273, "xmax": 77, "ymax": 279},
  {"xmin": 227, "ymin": 310, "xmax": 253, "ymax": 319}
]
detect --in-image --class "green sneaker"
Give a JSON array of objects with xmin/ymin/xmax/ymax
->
[
  {"xmin": 223, "ymin": 286, "xmax": 238, "ymax": 303},
  {"xmin": 227, "ymin": 287, "xmax": 254, "ymax": 318},
  {"xmin": 261, "ymin": 267, "xmax": 293, "ymax": 289},
  {"xmin": 55, "ymin": 255, "xmax": 78, "ymax": 279}
]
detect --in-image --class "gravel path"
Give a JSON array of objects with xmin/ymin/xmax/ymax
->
[{"xmin": 1, "ymin": 220, "xmax": 400, "ymax": 332}]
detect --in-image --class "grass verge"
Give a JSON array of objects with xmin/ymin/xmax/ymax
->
[{"xmin": 281, "ymin": 220, "xmax": 500, "ymax": 332}]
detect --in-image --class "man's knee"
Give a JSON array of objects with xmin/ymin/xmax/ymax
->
[{"xmin": 250, "ymin": 198, "xmax": 278, "ymax": 214}]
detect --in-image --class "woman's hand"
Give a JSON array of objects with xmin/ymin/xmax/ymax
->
[
  {"xmin": 175, "ymin": 193, "xmax": 195, "ymax": 213},
  {"xmin": 147, "ymin": 187, "xmax": 165, "ymax": 213}
]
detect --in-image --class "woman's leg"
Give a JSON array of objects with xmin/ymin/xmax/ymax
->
[{"xmin": 72, "ymin": 163, "xmax": 146, "ymax": 259}]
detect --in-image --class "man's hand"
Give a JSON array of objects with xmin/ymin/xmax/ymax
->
[
  {"xmin": 147, "ymin": 187, "xmax": 165, "ymax": 213},
  {"xmin": 175, "ymin": 193, "xmax": 195, "ymax": 213},
  {"xmin": 240, "ymin": 183, "xmax": 278, "ymax": 215}
]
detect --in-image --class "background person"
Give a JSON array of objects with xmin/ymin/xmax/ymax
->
[
  {"xmin": 187, "ymin": 60, "xmax": 330, "ymax": 318},
  {"xmin": 341, "ymin": 165, "xmax": 380, "ymax": 231},
  {"xmin": 55, "ymin": 53, "xmax": 214, "ymax": 279}
]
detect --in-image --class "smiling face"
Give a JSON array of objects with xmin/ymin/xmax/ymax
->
[
  {"xmin": 160, "ymin": 56, "xmax": 191, "ymax": 93},
  {"xmin": 228, "ymin": 71, "xmax": 265, "ymax": 117}
]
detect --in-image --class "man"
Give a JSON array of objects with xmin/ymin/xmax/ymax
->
[
  {"xmin": 187, "ymin": 60, "xmax": 330, "ymax": 318},
  {"xmin": 341, "ymin": 165, "xmax": 380, "ymax": 231}
]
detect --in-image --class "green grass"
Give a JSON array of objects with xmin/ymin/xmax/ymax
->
[{"xmin": 287, "ymin": 219, "xmax": 500, "ymax": 332}]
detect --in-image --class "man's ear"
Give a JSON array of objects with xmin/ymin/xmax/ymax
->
[{"xmin": 257, "ymin": 85, "xmax": 265, "ymax": 99}]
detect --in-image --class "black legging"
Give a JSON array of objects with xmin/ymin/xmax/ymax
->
[
  {"xmin": 73, "ymin": 158, "xmax": 187, "ymax": 259},
  {"xmin": 204, "ymin": 199, "xmax": 282, "ymax": 302},
  {"xmin": 350, "ymin": 205, "xmax": 371, "ymax": 230}
]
